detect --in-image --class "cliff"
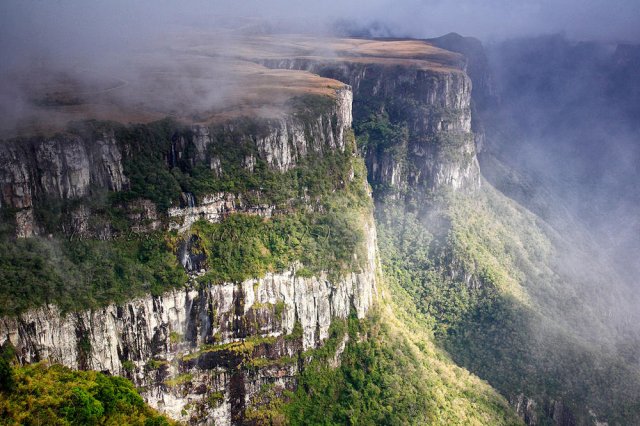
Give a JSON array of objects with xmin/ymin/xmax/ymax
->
[
  {"xmin": 0, "ymin": 34, "xmax": 506, "ymax": 425},
  {"xmin": 0, "ymin": 227, "xmax": 376, "ymax": 424},
  {"xmin": 0, "ymin": 87, "xmax": 353, "ymax": 239},
  {"xmin": 247, "ymin": 37, "xmax": 481, "ymax": 196},
  {"xmin": 0, "ymin": 56, "xmax": 381, "ymax": 424}
]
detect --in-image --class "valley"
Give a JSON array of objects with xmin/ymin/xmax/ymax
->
[{"xmin": 1, "ymin": 27, "xmax": 639, "ymax": 426}]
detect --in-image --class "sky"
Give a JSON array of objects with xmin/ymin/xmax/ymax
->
[{"xmin": 1, "ymin": 0, "xmax": 639, "ymax": 71}]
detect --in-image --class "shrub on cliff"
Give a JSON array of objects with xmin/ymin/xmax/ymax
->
[{"xmin": 0, "ymin": 363, "xmax": 174, "ymax": 425}]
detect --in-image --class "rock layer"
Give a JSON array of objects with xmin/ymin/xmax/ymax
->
[
  {"xmin": 0, "ymin": 79, "xmax": 378, "ymax": 424},
  {"xmin": 0, "ymin": 217, "xmax": 377, "ymax": 424},
  {"xmin": 259, "ymin": 54, "xmax": 480, "ymax": 195}
]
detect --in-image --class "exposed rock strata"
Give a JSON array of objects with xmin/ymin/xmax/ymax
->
[
  {"xmin": 0, "ymin": 218, "xmax": 377, "ymax": 424},
  {"xmin": 258, "ymin": 58, "xmax": 480, "ymax": 195},
  {"xmin": 0, "ymin": 82, "xmax": 378, "ymax": 424},
  {"xmin": 1, "ymin": 88, "xmax": 352, "ymax": 239},
  {"xmin": 0, "ymin": 37, "xmax": 485, "ymax": 425}
]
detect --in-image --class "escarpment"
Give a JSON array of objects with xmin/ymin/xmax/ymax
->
[
  {"xmin": 0, "ymin": 35, "xmax": 496, "ymax": 425},
  {"xmin": 0, "ymin": 87, "xmax": 353, "ymax": 239},
  {"xmin": 0, "ymin": 246, "xmax": 376, "ymax": 423},
  {"xmin": 0, "ymin": 66, "xmax": 380, "ymax": 424},
  {"xmin": 253, "ymin": 42, "xmax": 480, "ymax": 196}
]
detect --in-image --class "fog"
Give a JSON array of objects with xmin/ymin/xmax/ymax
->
[
  {"xmin": 469, "ymin": 32, "xmax": 640, "ymax": 360},
  {"xmin": 2, "ymin": 0, "xmax": 638, "ymax": 130},
  {"xmin": 484, "ymin": 33, "xmax": 640, "ymax": 275},
  {"xmin": 2, "ymin": 0, "xmax": 640, "ymax": 362},
  {"xmin": 2, "ymin": 0, "xmax": 639, "ymax": 68}
]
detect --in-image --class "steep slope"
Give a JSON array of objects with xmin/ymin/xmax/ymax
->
[
  {"xmin": 279, "ymin": 286, "xmax": 522, "ymax": 425},
  {"xmin": 249, "ymin": 34, "xmax": 640, "ymax": 424},
  {"xmin": 0, "ymin": 34, "xmax": 528, "ymax": 425},
  {"xmin": 0, "ymin": 50, "xmax": 380, "ymax": 424},
  {"xmin": 376, "ymin": 182, "xmax": 640, "ymax": 425},
  {"xmin": 230, "ymin": 36, "xmax": 523, "ymax": 424},
  {"xmin": 7, "ymin": 31, "xmax": 634, "ymax": 426},
  {"xmin": 358, "ymin": 37, "xmax": 640, "ymax": 425}
]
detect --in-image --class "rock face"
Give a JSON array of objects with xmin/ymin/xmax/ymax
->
[
  {"xmin": 170, "ymin": 88, "xmax": 353, "ymax": 174},
  {"xmin": 250, "ymin": 88, "xmax": 353, "ymax": 172},
  {"xmin": 0, "ymin": 131, "xmax": 127, "ymax": 237},
  {"xmin": 1, "ymin": 87, "xmax": 353, "ymax": 239},
  {"xmin": 0, "ymin": 82, "xmax": 379, "ymax": 424},
  {"xmin": 259, "ymin": 58, "xmax": 480, "ymax": 196},
  {"xmin": 356, "ymin": 64, "xmax": 479, "ymax": 194},
  {"xmin": 427, "ymin": 32, "xmax": 499, "ymax": 154},
  {"xmin": 0, "ymin": 218, "xmax": 377, "ymax": 424},
  {"xmin": 168, "ymin": 192, "xmax": 276, "ymax": 234},
  {"xmin": 512, "ymin": 394, "xmax": 595, "ymax": 426},
  {"xmin": 427, "ymin": 32, "xmax": 498, "ymax": 111},
  {"xmin": 0, "ymin": 37, "xmax": 484, "ymax": 424}
]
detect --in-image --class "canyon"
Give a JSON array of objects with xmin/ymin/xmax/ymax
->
[{"xmin": 2, "ymin": 31, "xmax": 639, "ymax": 426}]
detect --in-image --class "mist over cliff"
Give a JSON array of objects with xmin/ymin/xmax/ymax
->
[
  {"xmin": 481, "ymin": 34, "xmax": 640, "ymax": 328},
  {"xmin": 2, "ymin": 1, "xmax": 640, "ymax": 425}
]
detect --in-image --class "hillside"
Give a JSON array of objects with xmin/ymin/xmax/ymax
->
[
  {"xmin": 0, "ymin": 33, "xmax": 523, "ymax": 425},
  {"xmin": 1, "ymin": 30, "xmax": 639, "ymax": 426}
]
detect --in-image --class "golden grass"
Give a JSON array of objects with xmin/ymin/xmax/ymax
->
[{"xmin": 4, "ymin": 33, "xmax": 463, "ymax": 138}]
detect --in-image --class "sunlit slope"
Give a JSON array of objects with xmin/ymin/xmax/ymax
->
[
  {"xmin": 276, "ymin": 291, "xmax": 523, "ymax": 425},
  {"xmin": 376, "ymin": 178, "xmax": 640, "ymax": 424}
]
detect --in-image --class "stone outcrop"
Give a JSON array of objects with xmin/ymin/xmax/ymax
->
[
  {"xmin": 169, "ymin": 88, "xmax": 352, "ymax": 175},
  {"xmin": 0, "ymin": 79, "xmax": 378, "ymax": 424},
  {"xmin": 168, "ymin": 192, "xmax": 276, "ymax": 234},
  {"xmin": 0, "ymin": 36, "xmax": 485, "ymax": 424},
  {"xmin": 258, "ymin": 57, "xmax": 480, "ymax": 196},
  {"xmin": 0, "ymin": 217, "xmax": 377, "ymax": 424},
  {"xmin": 1, "ymin": 86, "xmax": 353, "ymax": 239},
  {"xmin": 0, "ymin": 131, "xmax": 127, "ymax": 237}
]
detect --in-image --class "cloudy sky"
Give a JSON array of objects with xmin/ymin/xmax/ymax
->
[{"xmin": 1, "ymin": 0, "xmax": 639, "ymax": 68}]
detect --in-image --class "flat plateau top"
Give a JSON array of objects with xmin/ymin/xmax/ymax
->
[
  {"xmin": 219, "ymin": 35, "xmax": 464, "ymax": 72},
  {"xmin": 1, "ymin": 34, "xmax": 463, "ymax": 138}
]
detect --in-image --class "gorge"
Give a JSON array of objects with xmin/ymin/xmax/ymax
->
[{"xmin": 1, "ymin": 27, "xmax": 640, "ymax": 426}]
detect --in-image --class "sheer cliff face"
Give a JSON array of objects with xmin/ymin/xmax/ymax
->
[
  {"xmin": 257, "ymin": 44, "xmax": 480, "ymax": 197},
  {"xmin": 0, "ymin": 82, "xmax": 379, "ymax": 424},
  {"xmin": 0, "ymin": 36, "xmax": 481, "ymax": 424},
  {"xmin": 0, "ymin": 88, "xmax": 353, "ymax": 239},
  {"xmin": 0, "ymin": 133, "xmax": 128, "ymax": 237},
  {"xmin": 353, "ymin": 65, "xmax": 479, "ymax": 195},
  {"xmin": 0, "ymin": 238, "xmax": 376, "ymax": 423}
]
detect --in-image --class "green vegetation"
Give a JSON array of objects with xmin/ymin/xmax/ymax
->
[
  {"xmin": 274, "ymin": 300, "xmax": 286, "ymax": 318},
  {"xmin": 107, "ymin": 95, "xmax": 352, "ymax": 211},
  {"xmin": 182, "ymin": 335, "xmax": 277, "ymax": 363},
  {"xmin": 245, "ymin": 355, "xmax": 297, "ymax": 370},
  {"xmin": 0, "ymin": 362, "xmax": 174, "ymax": 425},
  {"xmin": 0, "ymin": 101, "xmax": 372, "ymax": 317},
  {"xmin": 169, "ymin": 332, "xmax": 183, "ymax": 344},
  {"xmin": 121, "ymin": 361, "xmax": 136, "ymax": 374},
  {"xmin": 0, "ymin": 232, "xmax": 186, "ymax": 317},
  {"xmin": 354, "ymin": 111, "xmax": 409, "ymax": 196},
  {"xmin": 189, "ymin": 205, "xmax": 365, "ymax": 285},
  {"xmin": 113, "ymin": 120, "xmax": 183, "ymax": 212},
  {"xmin": 206, "ymin": 391, "xmax": 224, "ymax": 408},
  {"xmin": 374, "ymin": 183, "xmax": 640, "ymax": 424},
  {"xmin": 244, "ymin": 383, "xmax": 288, "ymax": 425},
  {"xmin": 281, "ymin": 310, "xmax": 521, "ymax": 425},
  {"xmin": 144, "ymin": 359, "xmax": 168, "ymax": 372},
  {"xmin": 355, "ymin": 110, "xmax": 408, "ymax": 154},
  {"xmin": 0, "ymin": 194, "xmax": 366, "ymax": 317},
  {"xmin": 285, "ymin": 321, "xmax": 303, "ymax": 342},
  {"xmin": 349, "ymin": 73, "xmax": 640, "ymax": 423},
  {"xmin": 164, "ymin": 373, "xmax": 193, "ymax": 387}
]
